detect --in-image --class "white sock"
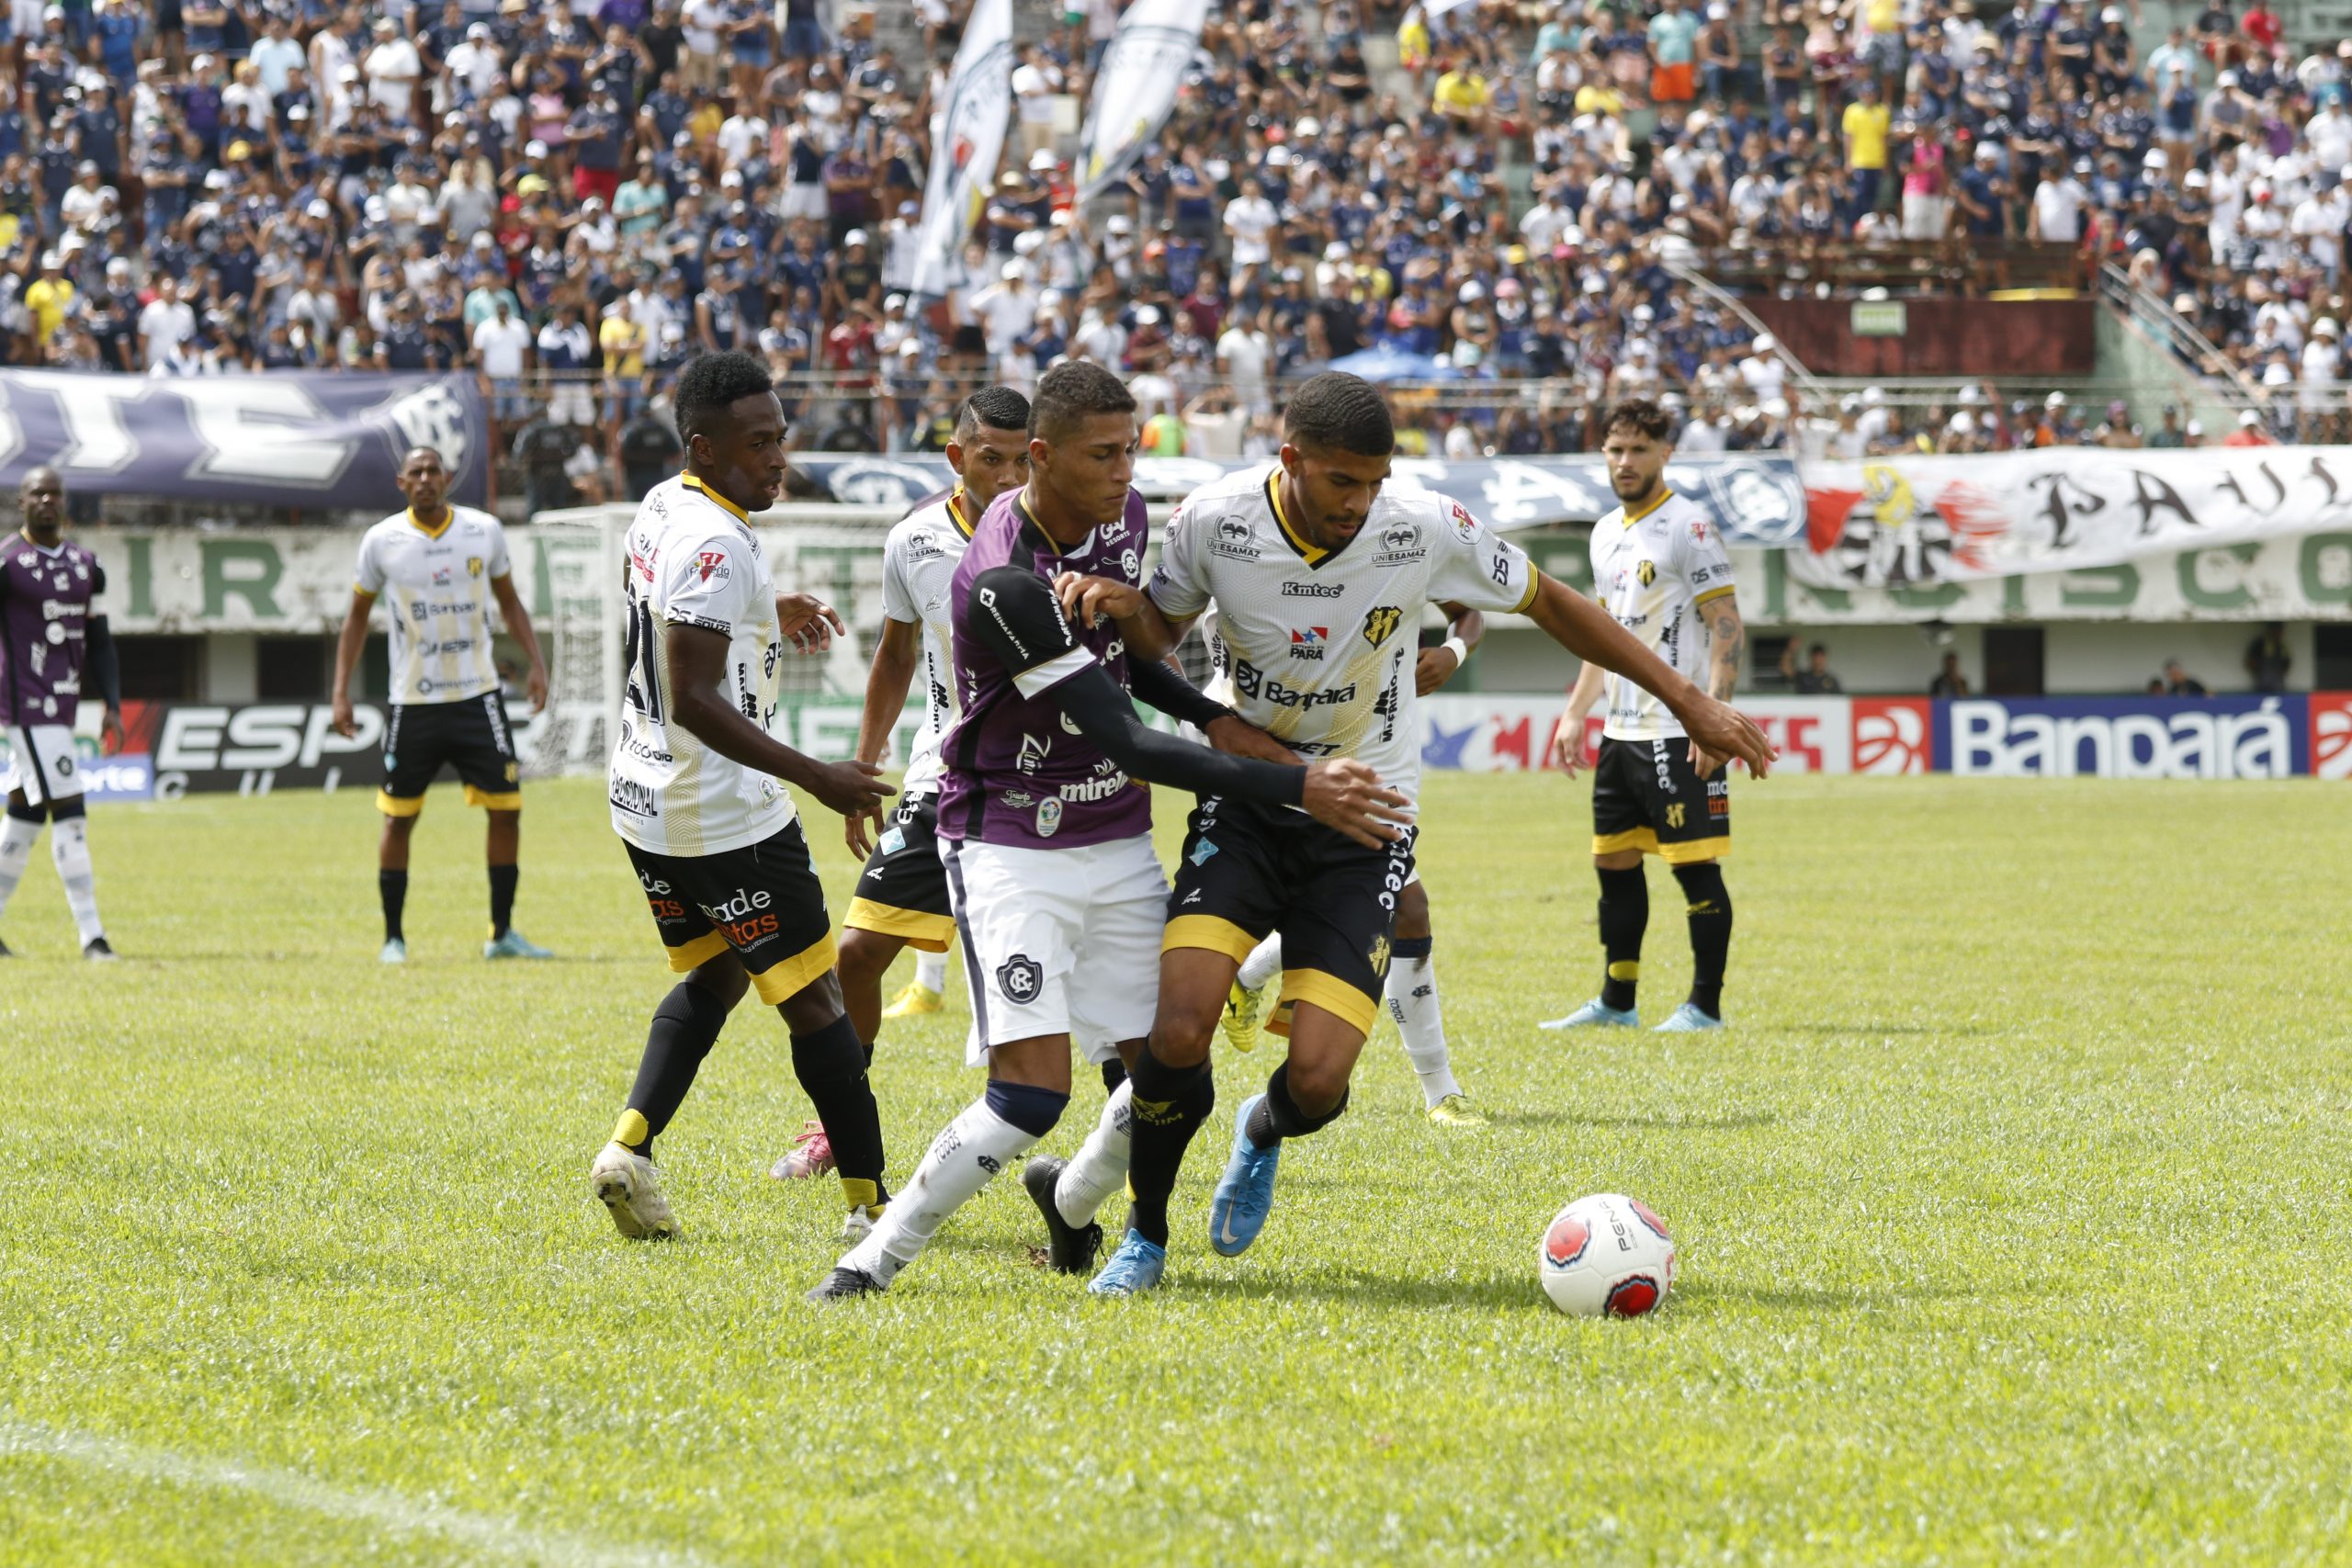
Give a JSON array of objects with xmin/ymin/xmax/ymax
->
[
  {"xmin": 1386, "ymin": 947, "xmax": 1462, "ymax": 1109},
  {"xmin": 0, "ymin": 816, "xmax": 38, "ymax": 919},
  {"xmin": 1054, "ymin": 1079, "xmax": 1132, "ymax": 1227},
  {"xmin": 51, "ymin": 815, "xmax": 104, "ymax": 944},
  {"xmin": 913, "ymin": 948, "xmax": 947, "ymax": 992},
  {"xmin": 1238, "ymin": 932, "xmax": 1283, "ymax": 990},
  {"xmin": 839, "ymin": 1097, "xmax": 1036, "ymax": 1285}
]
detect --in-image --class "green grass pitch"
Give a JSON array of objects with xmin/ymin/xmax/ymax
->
[{"xmin": 3, "ymin": 771, "xmax": 2349, "ymax": 1565}]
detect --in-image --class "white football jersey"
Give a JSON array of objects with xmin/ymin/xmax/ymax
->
[
  {"xmin": 877, "ymin": 487, "xmax": 978, "ymax": 796},
  {"xmin": 354, "ymin": 505, "xmax": 511, "ymax": 705},
  {"xmin": 608, "ymin": 474, "xmax": 796, "ymax": 857},
  {"xmin": 1588, "ymin": 489, "xmax": 1736, "ymax": 742},
  {"xmin": 1148, "ymin": 463, "xmax": 1536, "ymax": 804}
]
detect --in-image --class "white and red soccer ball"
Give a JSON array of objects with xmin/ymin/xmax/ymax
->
[{"xmin": 1539, "ymin": 1193, "xmax": 1676, "ymax": 1317}]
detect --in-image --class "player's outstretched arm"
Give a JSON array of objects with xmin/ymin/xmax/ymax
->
[
  {"xmin": 330, "ymin": 588, "xmax": 376, "ymax": 739},
  {"xmin": 844, "ymin": 615, "xmax": 922, "ymax": 858},
  {"xmin": 662, "ymin": 621, "xmax": 893, "ymax": 818},
  {"xmin": 86, "ymin": 614, "xmax": 124, "ymax": 751},
  {"xmin": 1052, "ymin": 570, "xmax": 1183, "ymax": 663},
  {"xmin": 1044, "ymin": 665, "xmax": 1408, "ymax": 849},
  {"xmin": 489, "ymin": 573, "xmax": 549, "ymax": 714},
  {"xmin": 1127, "ymin": 657, "xmax": 1300, "ymax": 764},
  {"xmin": 1521, "ymin": 571, "xmax": 1776, "ymax": 778}
]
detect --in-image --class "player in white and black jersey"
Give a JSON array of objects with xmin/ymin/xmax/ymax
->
[
  {"xmin": 587, "ymin": 353, "xmax": 899, "ymax": 1244},
  {"xmin": 1544, "ymin": 398, "xmax": 1749, "ymax": 1032},
  {"xmin": 330, "ymin": 446, "xmax": 550, "ymax": 963},
  {"xmin": 1060, "ymin": 374, "xmax": 1775, "ymax": 1292},
  {"xmin": 770, "ymin": 386, "xmax": 1033, "ymax": 1184},
  {"xmin": 1217, "ymin": 600, "xmax": 1492, "ymax": 1127}
]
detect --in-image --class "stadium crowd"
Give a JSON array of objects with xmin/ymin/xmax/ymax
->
[{"xmin": 0, "ymin": 0, "xmax": 2343, "ymax": 479}]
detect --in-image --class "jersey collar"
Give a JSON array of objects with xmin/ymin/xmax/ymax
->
[
  {"xmin": 406, "ymin": 506, "xmax": 455, "ymax": 539},
  {"xmin": 1012, "ymin": 491, "xmax": 1091, "ymax": 559},
  {"xmin": 1621, "ymin": 487, "xmax": 1674, "ymax": 526},
  {"xmin": 681, "ymin": 471, "xmax": 752, "ymax": 524},
  {"xmin": 17, "ymin": 527, "xmax": 64, "ymax": 555},
  {"xmin": 944, "ymin": 486, "xmax": 977, "ymax": 539},
  {"xmin": 1266, "ymin": 469, "xmax": 1341, "ymax": 569}
]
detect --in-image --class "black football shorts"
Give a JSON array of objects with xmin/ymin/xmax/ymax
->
[{"xmin": 1589, "ymin": 735, "xmax": 1730, "ymax": 863}]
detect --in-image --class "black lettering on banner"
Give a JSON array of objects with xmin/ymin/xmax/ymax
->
[
  {"xmin": 2125, "ymin": 468, "xmax": 2198, "ymax": 536},
  {"xmin": 2028, "ymin": 470, "xmax": 2104, "ymax": 549}
]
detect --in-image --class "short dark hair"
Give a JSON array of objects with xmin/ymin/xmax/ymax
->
[
  {"xmin": 1602, "ymin": 399, "xmax": 1675, "ymax": 444},
  {"xmin": 1282, "ymin": 372, "xmax": 1394, "ymax": 457},
  {"xmin": 956, "ymin": 385, "xmax": 1033, "ymax": 442},
  {"xmin": 673, "ymin": 350, "xmax": 775, "ymax": 446},
  {"xmin": 1029, "ymin": 360, "xmax": 1135, "ymax": 446}
]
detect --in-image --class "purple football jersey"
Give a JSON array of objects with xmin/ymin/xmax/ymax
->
[
  {"xmin": 938, "ymin": 486, "xmax": 1152, "ymax": 849},
  {"xmin": 0, "ymin": 535, "xmax": 104, "ymax": 727}
]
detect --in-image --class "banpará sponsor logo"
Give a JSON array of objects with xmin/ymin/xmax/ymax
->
[{"xmin": 1947, "ymin": 698, "xmax": 2298, "ymax": 779}]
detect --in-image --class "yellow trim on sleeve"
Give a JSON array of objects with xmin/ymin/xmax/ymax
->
[
  {"xmin": 1276, "ymin": 967, "xmax": 1380, "ymax": 1039},
  {"xmin": 843, "ymin": 897, "xmax": 956, "ymax": 953},
  {"xmin": 1694, "ymin": 584, "xmax": 1737, "ymax": 606},
  {"xmin": 748, "ymin": 931, "xmax": 840, "ymax": 1005},
  {"xmin": 1512, "ymin": 571, "xmax": 1541, "ymax": 615},
  {"xmin": 376, "ymin": 790, "xmax": 425, "ymax": 818},
  {"xmin": 1161, "ymin": 913, "xmax": 1262, "ymax": 964},
  {"xmin": 352, "ymin": 583, "xmax": 378, "ymax": 601},
  {"xmin": 1592, "ymin": 827, "xmax": 1659, "ymax": 855},
  {"xmin": 680, "ymin": 472, "xmax": 752, "ymax": 522},
  {"xmin": 464, "ymin": 786, "xmax": 524, "ymax": 810},
  {"xmin": 1658, "ymin": 835, "xmax": 1730, "ymax": 864},
  {"xmin": 664, "ymin": 930, "xmax": 731, "ymax": 973}
]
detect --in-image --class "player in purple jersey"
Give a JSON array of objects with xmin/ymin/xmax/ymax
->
[
  {"xmin": 0, "ymin": 467, "xmax": 123, "ymax": 958},
  {"xmin": 808, "ymin": 362, "xmax": 1405, "ymax": 1302}
]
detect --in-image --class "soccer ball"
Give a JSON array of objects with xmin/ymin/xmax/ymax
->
[{"xmin": 1538, "ymin": 1193, "xmax": 1677, "ymax": 1317}]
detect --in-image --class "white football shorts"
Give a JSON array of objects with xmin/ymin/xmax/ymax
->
[
  {"xmin": 3, "ymin": 724, "xmax": 85, "ymax": 806},
  {"xmin": 941, "ymin": 830, "xmax": 1167, "ymax": 1066}
]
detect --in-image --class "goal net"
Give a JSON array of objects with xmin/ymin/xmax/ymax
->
[{"xmin": 518, "ymin": 501, "xmax": 913, "ymax": 779}]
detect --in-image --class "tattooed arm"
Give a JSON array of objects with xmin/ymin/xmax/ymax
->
[{"xmin": 1690, "ymin": 592, "xmax": 1747, "ymax": 777}]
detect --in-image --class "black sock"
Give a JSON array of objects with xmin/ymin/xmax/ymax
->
[
  {"xmin": 788, "ymin": 1011, "xmax": 888, "ymax": 1204},
  {"xmin": 1101, "ymin": 1056, "xmax": 1128, "ymax": 1094},
  {"xmin": 1246, "ymin": 1061, "xmax": 1350, "ymax": 1150},
  {"xmin": 488, "ymin": 863, "xmax": 518, "ymax": 939},
  {"xmin": 1673, "ymin": 863, "xmax": 1733, "ymax": 1020},
  {"xmin": 1597, "ymin": 864, "xmax": 1648, "ymax": 1011},
  {"xmin": 616, "ymin": 979, "xmax": 736, "ymax": 1159},
  {"xmin": 1124, "ymin": 1043, "xmax": 1215, "ymax": 1247},
  {"xmin": 379, "ymin": 869, "xmax": 408, "ymax": 942}
]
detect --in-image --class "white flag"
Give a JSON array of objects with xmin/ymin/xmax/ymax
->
[
  {"xmin": 910, "ymin": 0, "xmax": 1014, "ymax": 300},
  {"xmin": 1076, "ymin": 0, "xmax": 1210, "ymax": 201}
]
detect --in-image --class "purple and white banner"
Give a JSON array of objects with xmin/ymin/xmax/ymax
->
[{"xmin": 0, "ymin": 370, "xmax": 486, "ymax": 508}]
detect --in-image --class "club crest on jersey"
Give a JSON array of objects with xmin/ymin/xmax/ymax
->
[
  {"xmin": 467, "ymin": 557, "xmax": 483, "ymax": 578},
  {"xmin": 1637, "ymin": 559, "xmax": 1657, "ymax": 587},
  {"xmin": 1361, "ymin": 605, "xmax": 1404, "ymax": 648}
]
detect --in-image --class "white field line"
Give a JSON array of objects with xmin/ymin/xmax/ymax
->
[{"xmin": 0, "ymin": 1418, "xmax": 717, "ymax": 1568}]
